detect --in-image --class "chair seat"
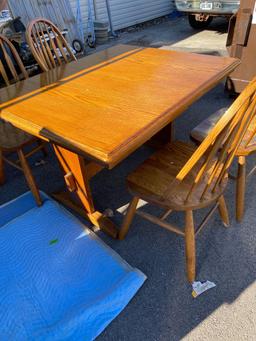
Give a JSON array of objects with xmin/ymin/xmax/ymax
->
[
  {"xmin": 191, "ymin": 107, "xmax": 256, "ymax": 156},
  {"xmin": 127, "ymin": 141, "xmax": 228, "ymax": 210},
  {"xmin": 190, "ymin": 107, "xmax": 227, "ymax": 143},
  {"xmin": 0, "ymin": 120, "xmax": 34, "ymax": 150}
]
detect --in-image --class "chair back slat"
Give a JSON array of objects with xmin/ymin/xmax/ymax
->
[
  {"xmin": 43, "ymin": 22, "xmax": 62, "ymax": 66},
  {"xmin": 245, "ymin": 123, "xmax": 256, "ymax": 147},
  {"xmin": 0, "ymin": 43, "xmax": 18, "ymax": 81},
  {"xmin": 0, "ymin": 58, "xmax": 10, "ymax": 85},
  {"xmin": 35, "ymin": 23, "xmax": 54, "ymax": 70},
  {"xmin": 39, "ymin": 22, "xmax": 57, "ymax": 67},
  {"xmin": 55, "ymin": 35, "xmax": 68, "ymax": 63},
  {"xmin": 0, "ymin": 34, "xmax": 28, "ymax": 86},
  {"xmin": 31, "ymin": 30, "xmax": 44, "ymax": 61},
  {"xmin": 27, "ymin": 18, "xmax": 77, "ymax": 72},
  {"xmin": 241, "ymin": 90, "xmax": 256, "ymax": 150},
  {"xmin": 185, "ymin": 125, "xmax": 228, "ymax": 203},
  {"xmin": 213, "ymin": 97, "xmax": 256, "ymax": 191},
  {"xmin": 165, "ymin": 79, "xmax": 256, "ymax": 204}
]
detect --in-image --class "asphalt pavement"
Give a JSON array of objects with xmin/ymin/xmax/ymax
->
[{"xmin": 1, "ymin": 16, "xmax": 255, "ymax": 341}]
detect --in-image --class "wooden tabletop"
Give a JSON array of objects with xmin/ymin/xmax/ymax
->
[{"xmin": 0, "ymin": 45, "xmax": 240, "ymax": 168}]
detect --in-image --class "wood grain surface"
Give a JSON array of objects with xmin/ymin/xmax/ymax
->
[{"xmin": 0, "ymin": 45, "xmax": 240, "ymax": 168}]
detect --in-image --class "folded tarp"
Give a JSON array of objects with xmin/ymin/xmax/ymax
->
[{"xmin": 0, "ymin": 192, "xmax": 146, "ymax": 340}]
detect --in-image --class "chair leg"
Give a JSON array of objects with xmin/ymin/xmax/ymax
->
[
  {"xmin": 17, "ymin": 149, "xmax": 42, "ymax": 206},
  {"xmin": 236, "ymin": 156, "xmax": 246, "ymax": 222},
  {"xmin": 119, "ymin": 196, "xmax": 139, "ymax": 240},
  {"xmin": 0, "ymin": 149, "xmax": 5, "ymax": 185},
  {"xmin": 218, "ymin": 195, "xmax": 230, "ymax": 227},
  {"xmin": 185, "ymin": 210, "xmax": 196, "ymax": 283}
]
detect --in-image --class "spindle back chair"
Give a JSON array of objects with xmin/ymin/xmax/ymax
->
[
  {"xmin": 174, "ymin": 82, "xmax": 256, "ymax": 207},
  {"xmin": 119, "ymin": 79, "xmax": 256, "ymax": 283},
  {"xmin": 191, "ymin": 78, "xmax": 256, "ymax": 221},
  {"xmin": 0, "ymin": 35, "xmax": 46, "ymax": 206},
  {"xmin": 26, "ymin": 18, "xmax": 76, "ymax": 72}
]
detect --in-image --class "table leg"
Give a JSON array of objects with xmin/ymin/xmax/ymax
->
[
  {"xmin": 169, "ymin": 121, "xmax": 175, "ymax": 142},
  {"xmin": 147, "ymin": 122, "xmax": 175, "ymax": 148},
  {"xmin": 53, "ymin": 144, "xmax": 118, "ymax": 238}
]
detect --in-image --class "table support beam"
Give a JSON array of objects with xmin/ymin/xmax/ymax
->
[
  {"xmin": 53, "ymin": 145, "xmax": 118, "ymax": 238},
  {"xmin": 147, "ymin": 122, "xmax": 175, "ymax": 148}
]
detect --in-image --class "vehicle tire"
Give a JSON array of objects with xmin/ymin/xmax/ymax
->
[
  {"xmin": 72, "ymin": 39, "xmax": 84, "ymax": 53},
  {"xmin": 188, "ymin": 14, "xmax": 213, "ymax": 29}
]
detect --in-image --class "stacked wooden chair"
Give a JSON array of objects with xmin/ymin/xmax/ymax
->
[
  {"xmin": 0, "ymin": 34, "xmax": 45, "ymax": 205},
  {"xmin": 0, "ymin": 19, "xmax": 76, "ymax": 206},
  {"xmin": 26, "ymin": 18, "xmax": 76, "ymax": 72},
  {"xmin": 191, "ymin": 78, "xmax": 256, "ymax": 222},
  {"xmin": 119, "ymin": 79, "xmax": 256, "ymax": 283}
]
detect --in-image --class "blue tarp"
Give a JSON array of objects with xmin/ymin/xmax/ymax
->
[{"xmin": 0, "ymin": 192, "xmax": 146, "ymax": 340}]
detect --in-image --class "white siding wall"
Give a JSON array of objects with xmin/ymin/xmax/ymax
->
[
  {"xmin": 69, "ymin": 0, "xmax": 89, "ymax": 33},
  {"xmin": 70, "ymin": 0, "xmax": 175, "ymax": 33}
]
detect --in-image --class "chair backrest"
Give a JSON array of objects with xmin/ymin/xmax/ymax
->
[
  {"xmin": 0, "ymin": 34, "xmax": 28, "ymax": 86},
  {"xmin": 26, "ymin": 18, "xmax": 77, "ymax": 72},
  {"xmin": 165, "ymin": 78, "xmax": 256, "ymax": 204}
]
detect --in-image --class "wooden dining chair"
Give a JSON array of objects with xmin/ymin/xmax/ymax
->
[
  {"xmin": 119, "ymin": 80, "xmax": 256, "ymax": 283},
  {"xmin": 26, "ymin": 18, "xmax": 77, "ymax": 72},
  {"xmin": 191, "ymin": 78, "xmax": 256, "ymax": 222},
  {"xmin": 0, "ymin": 34, "xmax": 45, "ymax": 206}
]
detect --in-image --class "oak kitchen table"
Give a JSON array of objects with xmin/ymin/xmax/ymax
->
[{"xmin": 0, "ymin": 45, "xmax": 240, "ymax": 238}]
